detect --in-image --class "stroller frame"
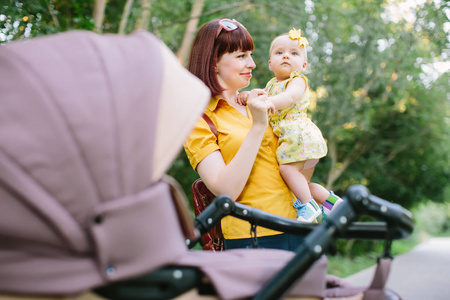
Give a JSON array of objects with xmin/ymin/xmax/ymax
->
[{"xmin": 96, "ymin": 184, "xmax": 413, "ymax": 300}]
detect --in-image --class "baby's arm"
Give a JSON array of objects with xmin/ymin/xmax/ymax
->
[
  {"xmin": 236, "ymin": 90, "xmax": 251, "ymax": 106},
  {"xmin": 236, "ymin": 89, "xmax": 274, "ymax": 114},
  {"xmin": 268, "ymin": 77, "xmax": 307, "ymax": 110}
]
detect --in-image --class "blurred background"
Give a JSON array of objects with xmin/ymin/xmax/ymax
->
[{"xmin": 1, "ymin": 0, "xmax": 448, "ymax": 276}]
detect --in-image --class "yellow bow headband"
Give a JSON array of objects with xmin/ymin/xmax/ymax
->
[{"xmin": 288, "ymin": 28, "xmax": 309, "ymax": 47}]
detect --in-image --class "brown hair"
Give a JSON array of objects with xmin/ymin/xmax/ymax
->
[{"xmin": 187, "ymin": 19, "xmax": 254, "ymax": 97}]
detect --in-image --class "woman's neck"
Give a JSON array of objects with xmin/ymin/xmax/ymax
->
[
  {"xmin": 219, "ymin": 90, "xmax": 248, "ymax": 117},
  {"xmin": 219, "ymin": 90, "xmax": 238, "ymax": 103}
]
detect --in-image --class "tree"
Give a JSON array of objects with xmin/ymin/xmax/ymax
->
[
  {"xmin": 176, "ymin": 0, "xmax": 204, "ymax": 65},
  {"xmin": 118, "ymin": 0, "xmax": 133, "ymax": 34},
  {"xmin": 1, "ymin": 0, "xmax": 448, "ymax": 209},
  {"xmin": 134, "ymin": 0, "xmax": 152, "ymax": 30},
  {"xmin": 93, "ymin": 0, "xmax": 106, "ymax": 33},
  {"xmin": 303, "ymin": 0, "xmax": 449, "ymax": 206}
]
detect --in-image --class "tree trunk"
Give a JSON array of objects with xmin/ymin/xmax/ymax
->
[
  {"xmin": 325, "ymin": 138, "xmax": 370, "ymax": 190},
  {"xmin": 135, "ymin": 0, "xmax": 152, "ymax": 30},
  {"xmin": 326, "ymin": 155, "xmax": 352, "ymax": 190},
  {"xmin": 176, "ymin": 0, "xmax": 205, "ymax": 65},
  {"xmin": 47, "ymin": 0, "xmax": 60, "ymax": 28},
  {"xmin": 326, "ymin": 138, "xmax": 353, "ymax": 190},
  {"xmin": 93, "ymin": 0, "xmax": 106, "ymax": 33},
  {"xmin": 119, "ymin": 0, "xmax": 134, "ymax": 35}
]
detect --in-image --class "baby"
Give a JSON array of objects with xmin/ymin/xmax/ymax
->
[{"xmin": 236, "ymin": 28, "xmax": 342, "ymax": 222}]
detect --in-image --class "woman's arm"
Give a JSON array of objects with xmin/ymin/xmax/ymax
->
[
  {"xmin": 197, "ymin": 90, "xmax": 273, "ymax": 201},
  {"xmin": 268, "ymin": 76, "xmax": 306, "ymax": 110}
]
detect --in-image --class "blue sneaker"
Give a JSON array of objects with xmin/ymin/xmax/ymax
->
[{"xmin": 293, "ymin": 198, "xmax": 321, "ymax": 223}]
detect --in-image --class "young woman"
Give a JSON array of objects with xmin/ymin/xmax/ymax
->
[{"xmin": 184, "ymin": 19, "xmax": 303, "ymax": 251}]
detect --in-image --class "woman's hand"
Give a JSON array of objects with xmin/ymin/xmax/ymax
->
[
  {"xmin": 246, "ymin": 89, "xmax": 275, "ymax": 127},
  {"xmin": 197, "ymin": 89, "xmax": 274, "ymax": 201}
]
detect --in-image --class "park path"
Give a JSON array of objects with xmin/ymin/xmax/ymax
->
[{"xmin": 345, "ymin": 237, "xmax": 450, "ymax": 300}]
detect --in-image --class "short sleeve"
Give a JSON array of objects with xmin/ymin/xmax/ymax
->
[
  {"xmin": 184, "ymin": 115, "xmax": 220, "ymax": 170},
  {"xmin": 289, "ymin": 71, "xmax": 308, "ymax": 87},
  {"xmin": 264, "ymin": 77, "xmax": 277, "ymax": 90}
]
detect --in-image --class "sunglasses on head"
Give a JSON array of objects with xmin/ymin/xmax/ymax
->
[{"xmin": 215, "ymin": 19, "xmax": 246, "ymax": 39}]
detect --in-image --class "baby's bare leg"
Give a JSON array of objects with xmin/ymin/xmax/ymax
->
[
  {"xmin": 300, "ymin": 161, "xmax": 331, "ymax": 205},
  {"xmin": 309, "ymin": 182, "xmax": 332, "ymax": 205},
  {"xmin": 279, "ymin": 161, "xmax": 311, "ymax": 204}
]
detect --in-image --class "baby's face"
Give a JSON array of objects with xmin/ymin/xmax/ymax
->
[{"xmin": 269, "ymin": 36, "xmax": 307, "ymax": 80}]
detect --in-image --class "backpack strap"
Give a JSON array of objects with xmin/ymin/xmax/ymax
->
[
  {"xmin": 194, "ymin": 113, "xmax": 224, "ymax": 251},
  {"xmin": 202, "ymin": 113, "xmax": 218, "ymax": 138}
]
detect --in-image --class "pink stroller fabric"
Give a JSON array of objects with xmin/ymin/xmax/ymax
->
[{"xmin": 0, "ymin": 30, "xmax": 327, "ymax": 299}]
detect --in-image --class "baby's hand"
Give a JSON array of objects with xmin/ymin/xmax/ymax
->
[{"xmin": 236, "ymin": 91, "xmax": 250, "ymax": 106}]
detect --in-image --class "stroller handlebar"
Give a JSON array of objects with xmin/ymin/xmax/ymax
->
[
  {"xmin": 344, "ymin": 184, "xmax": 414, "ymax": 239},
  {"xmin": 192, "ymin": 185, "xmax": 414, "ymax": 249}
]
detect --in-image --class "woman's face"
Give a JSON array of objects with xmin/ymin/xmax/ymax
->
[{"xmin": 216, "ymin": 50, "xmax": 255, "ymax": 92}]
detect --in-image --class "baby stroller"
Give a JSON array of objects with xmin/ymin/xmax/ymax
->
[{"xmin": 0, "ymin": 30, "xmax": 413, "ymax": 300}]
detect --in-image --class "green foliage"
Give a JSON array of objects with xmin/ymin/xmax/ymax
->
[
  {"xmin": 413, "ymin": 200, "xmax": 450, "ymax": 236},
  {"xmin": 295, "ymin": 0, "xmax": 449, "ymax": 208},
  {"xmin": 336, "ymin": 73, "xmax": 450, "ymax": 207},
  {"xmin": 167, "ymin": 151, "xmax": 199, "ymax": 210},
  {"xmin": 103, "ymin": 0, "xmax": 127, "ymax": 33},
  {"xmin": 0, "ymin": 0, "xmax": 95, "ymax": 41}
]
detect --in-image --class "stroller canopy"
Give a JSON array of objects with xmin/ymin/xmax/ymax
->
[{"xmin": 0, "ymin": 30, "xmax": 210, "ymax": 295}]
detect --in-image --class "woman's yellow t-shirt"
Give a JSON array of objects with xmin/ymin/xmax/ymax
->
[{"xmin": 184, "ymin": 96, "xmax": 297, "ymax": 239}]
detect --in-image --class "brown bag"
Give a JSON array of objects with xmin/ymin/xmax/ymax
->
[
  {"xmin": 191, "ymin": 113, "xmax": 225, "ymax": 251},
  {"xmin": 192, "ymin": 178, "xmax": 225, "ymax": 251}
]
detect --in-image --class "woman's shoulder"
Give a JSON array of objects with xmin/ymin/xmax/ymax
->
[{"xmin": 184, "ymin": 100, "xmax": 221, "ymax": 170}]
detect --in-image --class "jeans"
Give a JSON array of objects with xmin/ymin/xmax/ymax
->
[{"xmin": 224, "ymin": 233, "xmax": 304, "ymax": 252}]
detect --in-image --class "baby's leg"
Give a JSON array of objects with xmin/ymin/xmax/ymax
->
[
  {"xmin": 298, "ymin": 162, "xmax": 332, "ymax": 205},
  {"xmin": 280, "ymin": 162, "xmax": 322, "ymax": 222},
  {"xmin": 302, "ymin": 167, "xmax": 343, "ymax": 217},
  {"xmin": 279, "ymin": 161, "xmax": 311, "ymax": 204},
  {"xmin": 309, "ymin": 182, "xmax": 332, "ymax": 205}
]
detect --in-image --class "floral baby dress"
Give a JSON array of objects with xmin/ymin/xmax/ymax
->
[{"xmin": 265, "ymin": 70, "xmax": 327, "ymax": 164}]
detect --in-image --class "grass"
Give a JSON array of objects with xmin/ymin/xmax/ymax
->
[{"xmin": 326, "ymin": 238, "xmax": 419, "ymax": 278}]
